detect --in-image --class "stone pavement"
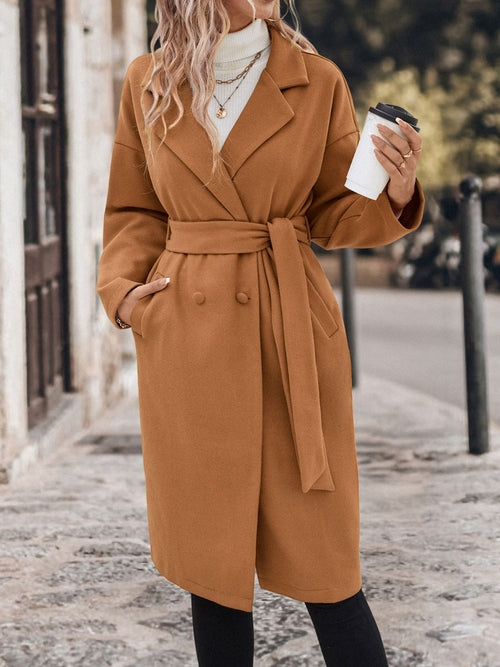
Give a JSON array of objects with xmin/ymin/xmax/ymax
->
[{"xmin": 1, "ymin": 373, "xmax": 500, "ymax": 667}]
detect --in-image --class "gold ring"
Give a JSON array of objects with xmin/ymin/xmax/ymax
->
[{"xmin": 403, "ymin": 150, "xmax": 413, "ymax": 158}]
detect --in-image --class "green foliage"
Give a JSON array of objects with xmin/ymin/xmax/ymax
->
[{"xmin": 294, "ymin": 0, "xmax": 500, "ymax": 184}]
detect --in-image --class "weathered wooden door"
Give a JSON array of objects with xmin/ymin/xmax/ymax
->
[{"xmin": 20, "ymin": 0, "xmax": 70, "ymax": 427}]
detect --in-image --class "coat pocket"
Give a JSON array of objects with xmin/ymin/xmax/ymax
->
[
  {"xmin": 130, "ymin": 251, "xmax": 172, "ymax": 337},
  {"xmin": 130, "ymin": 268, "xmax": 167, "ymax": 337},
  {"xmin": 307, "ymin": 278, "xmax": 339, "ymax": 338}
]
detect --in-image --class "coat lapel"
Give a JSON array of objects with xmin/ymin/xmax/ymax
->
[
  {"xmin": 140, "ymin": 27, "xmax": 309, "ymax": 217},
  {"xmin": 221, "ymin": 29, "xmax": 309, "ymax": 179},
  {"xmin": 141, "ymin": 81, "xmax": 247, "ymax": 219}
]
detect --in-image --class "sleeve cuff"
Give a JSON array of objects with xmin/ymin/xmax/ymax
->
[
  {"xmin": 377, "ymin": 180, "xmax": 424, "ymax": 232},
  {"xmin": 98, "ymin": 277, "xmax": 144, "ymax": 329},
  {"xmin": 397, "ymin": 180, "xmax": 425, "ymax": 231}
]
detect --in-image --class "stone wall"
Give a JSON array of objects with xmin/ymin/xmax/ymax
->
[
  {"xmin": 0, "ymin": 0, "xmax": 29, "ymax": 479},
  {"xmin": 0, "ymin": 0, "xmax": 147, "ymax": 482}
]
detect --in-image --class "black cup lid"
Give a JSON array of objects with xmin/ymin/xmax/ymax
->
[{"xmin": 369, "ymin": 103, "xmax": 420, "ymax": 132}]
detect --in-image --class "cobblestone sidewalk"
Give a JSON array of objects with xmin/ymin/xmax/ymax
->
[{"xmin": 1, "ymin": 375, "xmax": 499, "ymax": 666}]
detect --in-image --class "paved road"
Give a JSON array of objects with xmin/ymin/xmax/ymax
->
[
  {"xmin": 2, "ymin": 379, "xmax": 500, "ymax": 666},
  {"xmin": 350, "ymin": 288, "xmax": 500, "ymax": 426}
]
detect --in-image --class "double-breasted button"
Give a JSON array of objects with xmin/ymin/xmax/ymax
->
[
  {"xmin": 193, "ymin": 292, "xmax": 205, "ymax": 305},
  {"xmin": 235, "ymin": 291, "xmax": 249, "ymax": 304}
]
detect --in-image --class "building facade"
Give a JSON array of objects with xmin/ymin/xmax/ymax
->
[{"xmin": 0, "ymin": 0, "xmax": 148, "ymax": 482}]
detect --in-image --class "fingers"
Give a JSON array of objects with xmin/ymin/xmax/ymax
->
[
  {"xmin": 372, "ymin": 120, "xmax": 423, "ymax": 167},
  {"xmin": 395, "ymin": 117, "xmax": 423, "ymax": 153},
  {"xmin": 373, "ymin": 146, "xmax": 409, "ymax": 178},
  {"xmin": 372, "ymin": 130, "xmax": 420, "ymax": 213},
  {"xmin": 372, "ymin": 134, "xmax": 409, "ymax": 171},
  {"xmin": 376, "ymin": 124, "xmax": 410, "ymax": 158},
  {"xmin": 141, "ymin": 276, "xmax": 170, "ymax": 296},
  {"xmin": 116, "ymin": 277, "xmax": 170, "ymax": 327},
  {"xmin": 370, "ymin": 119, "xmax": 422, "ymax": 214},
  {"xmin": 131, "ymin": 276, "xmax": 170, "ymax": 300}
]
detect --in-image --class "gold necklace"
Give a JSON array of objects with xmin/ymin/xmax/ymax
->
[
  {"xmin": 215, "ymin": 50, "xmax": 262, "ymax": 85},
  {"xmin": 213, "ymin": 50, "xmax": 263, "ymax": 119}
]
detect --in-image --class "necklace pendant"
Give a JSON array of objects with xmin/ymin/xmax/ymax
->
[{"xmin": 216, "ymin": 106, "xmax": 227, "ymax": 119}]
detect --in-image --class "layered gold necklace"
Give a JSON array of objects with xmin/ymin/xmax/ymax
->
[{"xmin": 213, "ymin": 50, "xmax": 263, "ymax": 119}]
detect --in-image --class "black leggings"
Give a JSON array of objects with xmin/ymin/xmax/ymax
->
[{"xmin": 191, "ymin": 589, "xmax": 388, "ymax": 666}]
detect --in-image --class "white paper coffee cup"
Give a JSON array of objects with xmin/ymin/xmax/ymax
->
[{"xmin": 345, "ymin": 103, "xmax": 420, "ymax": 200}]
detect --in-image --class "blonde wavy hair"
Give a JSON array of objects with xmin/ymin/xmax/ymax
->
[{"xmin": 143, "ymin": 0, "xmax": 314, "ymax": 170}]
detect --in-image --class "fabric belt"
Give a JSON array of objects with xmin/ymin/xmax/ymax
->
[{"xmin": 166, "ymin": 217, "xmax": 335, "ymax": 493}]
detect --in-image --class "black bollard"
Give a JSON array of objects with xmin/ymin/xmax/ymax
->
[
  {"xmin": 341, "ymin": 248, "xmax": 358, "ymax": 387},
  {"xmin": 459, "ymin": 175, "xmax": 490, "ymax": 455}
]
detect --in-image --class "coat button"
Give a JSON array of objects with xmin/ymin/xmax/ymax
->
[
  {"xmin": 193, "ymin": 292, "xmax": 205, "ymax": 305},
  {"xmin": 236, "ymin": 291, "xmax": 249, "ymax": 304}
]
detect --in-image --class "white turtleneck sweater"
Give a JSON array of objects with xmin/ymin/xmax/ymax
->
[{"xmin": 211, "ymin": 20, "xmax": 271, "ymax": 147}]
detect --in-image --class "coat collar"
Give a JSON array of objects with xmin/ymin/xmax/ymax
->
[{"xmin": 141, "ymin": 27, "xmax": 309, "ymax": 219}]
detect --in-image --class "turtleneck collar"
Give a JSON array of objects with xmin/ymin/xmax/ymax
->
[{"xmin": 215, "ymin": 19, "xmax": 271, "ymax": 64}]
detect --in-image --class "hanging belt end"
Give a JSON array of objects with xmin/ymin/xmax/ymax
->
[{"xmin": 301, "ymin": 466, "xmax": 336, "ymax": 493}]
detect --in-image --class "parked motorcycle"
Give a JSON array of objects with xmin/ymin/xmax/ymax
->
[
  {"xmin": 391, "ymin": 196, "xmax": 500, "ymax": 290},
  {"xmin": 391, "ymin": 221, "xmax": 461, "ymax": 289},
  {"xmin": 483, "ymin": 228, "xmax": 500, "ymax": 291}
]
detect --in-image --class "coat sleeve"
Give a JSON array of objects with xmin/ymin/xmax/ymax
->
[
  {"xmin": 97, "ymin": 58, "xmax": 168, "ymax": 328},
  {"xmin": 307, "ymin": 70, "xmax": 424, "ymax": 250}
]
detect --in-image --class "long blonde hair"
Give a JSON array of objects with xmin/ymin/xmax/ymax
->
[{"xmin": 143, "ymin": 1, "xmax": 314, "ymax": 168}]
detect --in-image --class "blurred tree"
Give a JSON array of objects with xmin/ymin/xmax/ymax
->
[
  {"xmin": 294, "ymin": 0, "xmax": 500, "ymax": 182},
  {"xmin": 147, "ymin": 0, "xmax": 157, "ymax": 46},
  {"xmin": 294, "ymin": 0, "xmax": 459, "ymax": 89}
]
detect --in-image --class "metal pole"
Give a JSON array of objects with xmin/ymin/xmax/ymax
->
[
  {"xmin": 341, "ymin": 248, "xmax": 358, "ymax": 387},
  {"xmin": 459, "ymin": 175, "xmax": 490, "ymax": 455}
]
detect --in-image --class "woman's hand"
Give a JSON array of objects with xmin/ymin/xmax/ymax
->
[
  {"xmin": 116, "ymin": 277, "xmax": 170, "ymax": 327},
  {"xmin": 372, "ymin": 118, "xmax": 423, "ymax": 215}
]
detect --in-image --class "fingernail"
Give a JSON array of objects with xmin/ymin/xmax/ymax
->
[
  {"xmin": 396, "ymin": 117, "xmax": 408, "ymax": 126},
  {"xmin": 164, "ymin": 277, "xmax": 170, "ymax": 286}
]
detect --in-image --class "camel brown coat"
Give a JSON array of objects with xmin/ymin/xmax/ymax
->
[{"xmin": 98, "ymin": 27, "xmax": 424, "ymax": 611}]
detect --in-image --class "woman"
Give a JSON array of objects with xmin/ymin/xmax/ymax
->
[{"xmin": 98, "ymin": 1, "xmax": 424, "ymax": 664}]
